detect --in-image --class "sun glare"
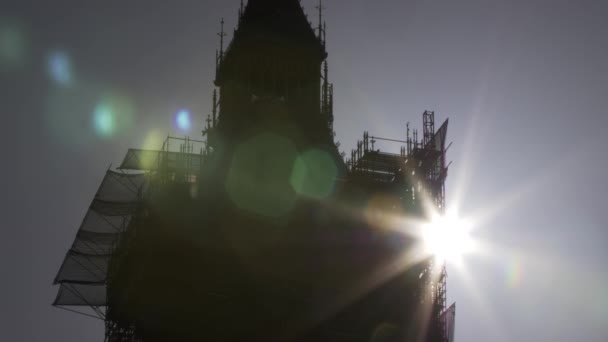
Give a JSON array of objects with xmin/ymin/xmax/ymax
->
[{"xmin": 422, "ymin": 211, "xmax": 474, "ymax": 264}]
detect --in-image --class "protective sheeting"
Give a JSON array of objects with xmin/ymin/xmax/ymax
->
[
  {"xmin": 433, "ymin": 119, "xmax": 449, "ymax": 154},
  {"xmin": 53, "ymin": 283, "xmax": 107, "ymax": 307},
  {"xmin": 54, "ymin": 251, "xmax": 109, "ymax": 284},
  {"xmin": 119, "ymin": 148, "xmax": 204, "ymax": 171},
  {"xmin": 97, "ymin": 168, "xmax": 149, "ymax": 201},
  {"xmin": 72, "ymin": 230, "xmax": 120, "ymax": 256},
  {"xmin": 53, "ymin": 170, "xmax": 148, "ymax": 306},
  {"xmin": 440, "ymin": 302, "xmax": 456, "ymax": 342}
]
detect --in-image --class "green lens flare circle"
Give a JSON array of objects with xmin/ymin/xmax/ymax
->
[{"xmin": 290, "ymin": 149, "xmax": 338, "ymax": 199}]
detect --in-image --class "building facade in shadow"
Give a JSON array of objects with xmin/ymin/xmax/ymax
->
[{"xmin": 53, "ymin": 1, "xmax": 453, "ymax": 341}]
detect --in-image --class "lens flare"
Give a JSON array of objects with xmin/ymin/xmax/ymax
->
[
  {"xmin": 47, "ymin": 50, "xmax": 73, "ymax": 86},
  {"xmin": 137, "ymin": 130, "xmax": 165, "ymax": 169},
  {"xmin": 45, "ymin": 83, "xmax": 100, "ymax": 150},
  {"xmin": 142, "ymin": 129, "xmax": 165, "ymax": 150},
  {"xmin": 422, "ymin": 211, "xmax": 474, "ymax": 264},
  {"xmin": 506, "ymin": 257, "xmax": 523, "ymax": 289},
  {"xmin": 93, "ymin": 103, "xmax": 114, "ymax": 137},
  {"xmin": 370, "ymin": 322, "xmax": 399, "ymax": 342},
  {"xmin": 92, "ymin": 92, "xmax": 135, "ymax": 139},
  {"xmin": 0, "ymin": 19, "xmax": 27, "ymax": 71},
  {"xmin": 364, "ymin": 194, "xmax": 403, "ymax": 231},
  {"xmin": 226, "ymin": 133, "xmax": 298, "ymax": 219},
  {"xmin": 175, "ymin": 109, "xmax": 192, "ymax": 132},
  {"xmin": 290, "ymin": 149, "xmax": 338, "ymax": 199}
]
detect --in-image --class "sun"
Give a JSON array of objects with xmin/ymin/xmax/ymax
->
[{"xmin": 422, "ymin": 210, "xmax": 474, "ymax": 264}]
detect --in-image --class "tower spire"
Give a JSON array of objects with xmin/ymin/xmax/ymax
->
[
  {"xmin": 323, "ymin": 60, "xmax": 329, "ymax": 115},
  {"xmin": 212, "ymin": 88, "xmax": 218, "ymax": 127},
  {"xmin": 215, "ymin": 0, "xmax": 332, "ymax": 146},
  {"xmin": 215, "ymin": 18, "xmax": 228, "ymax": 77},
  {"xmin": 316, "ymin": 0, "xmax": 325, "ymax": 45},
  {"xmin": 219, "ymin": 18, "xmax": 226, "ymax": 62}
]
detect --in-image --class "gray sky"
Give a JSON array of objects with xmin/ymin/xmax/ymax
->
[{"xmin": 2, "ymin": 0, "xmax": 607, "ymax": 341}]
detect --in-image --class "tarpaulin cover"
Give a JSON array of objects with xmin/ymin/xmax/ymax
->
[
  {"xmin": 440, "ymin": 302, "xmax": 456, "ymax": 342},
  {"xmin": 53, "ymin": 170, "xmax": 148, "ymax": 306}
]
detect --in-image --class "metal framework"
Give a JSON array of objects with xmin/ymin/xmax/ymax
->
[
  {"xmin": 53, "ymin": 1, "xmax": 454, "ymax": 341},
  {"xmin": 346, "ymin": 111, "xmax": 450, "ymax": 342},
  {"xmin": 53, "ymin": 112, "xmax": 451, "ymax": 341},
  {"xmin": 52, "ymin": 168, "xmax": 149, "ymax": 320}
]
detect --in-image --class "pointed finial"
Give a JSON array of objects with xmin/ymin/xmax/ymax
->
[
  {"xmin": 316, "ymin": 0, "xmax": 325, "ymax": 42},
  {"xmin": 218, "ymin": 18, "xmax": 227, "ymax": 63},
  {"xmin": 329, "ymin": 83, "xmax": 334, "ymax": 121},
  {"xmin": 212, "ymin": 88, "xmax": 218, "ymax": 127}
]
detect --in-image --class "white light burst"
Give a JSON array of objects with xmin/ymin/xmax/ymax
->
[{"xmin": 422, "ymin": 210, "xmax": 474, "ymax": 264}]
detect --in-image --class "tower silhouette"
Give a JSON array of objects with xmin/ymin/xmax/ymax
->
[
  {"xmin": 216, "ymin": 0, "xmax": 329, "ymax": 142},
  {"xmin": 53, "ymin": 1, "xmax": 453, "ymax": 341}
]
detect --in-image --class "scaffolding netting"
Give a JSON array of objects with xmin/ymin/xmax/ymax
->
[
  {"xmin": 441, "ymin": 303, "xmax": 456, "ymax": 342},
  {"xmin": 53, "ymin": 170, "xmax": 148, "ymax": 306},
  {"xmin": 55, "ymin": 283, "xmax": 107, "ymax": 307}
]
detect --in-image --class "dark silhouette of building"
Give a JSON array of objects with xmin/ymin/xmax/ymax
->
[
  {"xmin": 214, "ymin": 0, "xmax": 333, "ymax": 147},
  {"xmin": 53, "ymin": 1, "xmax": 454, "ymax": 341}
]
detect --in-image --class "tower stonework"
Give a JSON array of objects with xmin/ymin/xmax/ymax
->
[
  {"xmin": 214, "ymin": 0, "xmax": 334, "ymax": 150},
  {"xmin": 52, "ymin": 1, "xmax": 453, "ymax": 342}
]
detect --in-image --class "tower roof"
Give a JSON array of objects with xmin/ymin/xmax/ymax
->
[{"xmin": 226, "ymin": 0, "xmax": 326, "ymax": 58}]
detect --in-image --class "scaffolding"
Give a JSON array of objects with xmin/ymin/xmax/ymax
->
[
  {"xmin": 52, "ymin": 169, "xmax": 149, "ymax": 320},
  {"xmin": 346, "ymin": 111, "xmax": 450, "ymax": 342},
  {"xmin": 52, "ymin": 112, "xmax": 451, "ymax": 342},
  {"xmin": 52, "ymin": 136, "xmax": 206, "ymax": 313},
  {"xmin": 52, "ymin": 1, "xmax": 454, "ymax": 340}
]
